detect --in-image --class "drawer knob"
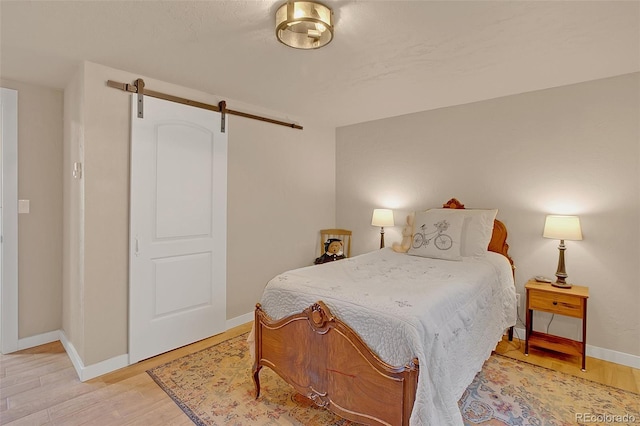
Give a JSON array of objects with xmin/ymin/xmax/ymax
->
[{"xmin": 553, "ymin": 301, "xmax": 558, "ymax": 305}]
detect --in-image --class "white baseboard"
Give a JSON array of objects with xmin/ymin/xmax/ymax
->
[
  {"xmin": 17, "ymin": 321, "xmax": 639, "ymax": 382},
  {"xmin": 53, "ymin": 312, "xmax": 255, "ymax": 381},
  {"xmin": 513, "ymin": 326, "xmax": 526, "ymax": 342},
  {"xmin": 58, "ymin": 330, "xmax": 129, "ymax": 382},
  {"xmin": 57, "ymin": 311, "xmax": 254, "ymax": 381},
  {"xmin": 14, "ymin": 312, "xmax": 255, "ymax": 381},
  {"xmin": 17, "ymin": 330, "xmax": 60, "ymax": 350},
  {"xmin": 226, "ymin": 311, "xmax": 253, "ymax": 330},
  {"xmin": 512, "ymin": 326, "xmax": 640, "ymax": 369},
  {"xmin": 587, "ymin": 345, "xmax": 640, "ymax": 369}
]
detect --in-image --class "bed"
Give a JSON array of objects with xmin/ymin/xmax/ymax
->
[{"xmin": 252, "ymin": 199, "xmax": 516, "ymax": 425}]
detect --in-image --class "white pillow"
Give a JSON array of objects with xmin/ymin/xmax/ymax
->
[
  {"xmin": 408, "ymin": 210, "xmax": 464, "ymax": 261},
  {"xmin": 429, "ymin": 208, "xmax": 497, "ymax": 257}
]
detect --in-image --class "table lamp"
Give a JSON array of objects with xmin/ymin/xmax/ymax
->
[
  {"xmin": 543, "ymin": 215, "xmax": 582, "ymax": 288},
  {"xmin": 371, "ymin": 209, "xmax": 394, "ymax": 249}
]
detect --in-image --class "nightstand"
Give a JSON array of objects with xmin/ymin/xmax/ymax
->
[{"xmin": 525, "ymin": 280, "xmax": 589, "ymax": 371}]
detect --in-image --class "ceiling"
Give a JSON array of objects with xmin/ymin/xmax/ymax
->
[{"xmin": 1, "ymin": 1, "xmax": 638, "ymax": 128}]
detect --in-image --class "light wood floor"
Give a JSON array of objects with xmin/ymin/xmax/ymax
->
[
  {"xmin": 495, "ymin": 334, "xmax": 640, "ymax": 394},
  {"xmin": 2, "ymin": 323, "xmax": 638, "ymax": 425}
]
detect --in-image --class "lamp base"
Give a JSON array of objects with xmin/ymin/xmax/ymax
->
[
  {"xmin": 552, "ymin": 281, "xmax": 572, "ymax": 289},
  {"xmin": 553, "ymin": 241, "xmax": 571, "ymax": 289}
]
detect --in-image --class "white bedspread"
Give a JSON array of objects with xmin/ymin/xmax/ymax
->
[{"xmin": 259, "ymin": 248, "xmax": 516, "ymax": 426}]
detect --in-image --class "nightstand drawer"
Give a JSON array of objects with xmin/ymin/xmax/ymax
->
[{"xmin": 528, "ymin": 291, "xmax": 584, "ymax": 318}]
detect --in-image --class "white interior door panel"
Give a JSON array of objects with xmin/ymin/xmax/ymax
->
[{"xmin": 129, "ymin": 95, "xmax": 227, "ymax": 363}]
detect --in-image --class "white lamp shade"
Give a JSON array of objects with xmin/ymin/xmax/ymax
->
[
  {"xmin": 543, "ymin": 215, "xmax": 583, "ymax": 241},
  {"xmin": 371, "ymin": 209, "xmax": 394, "ymax": 227}
]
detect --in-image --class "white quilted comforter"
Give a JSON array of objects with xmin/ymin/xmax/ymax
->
[{"xmin": 258, "ymin": 248, "xmax": 516, "ymax": 426}]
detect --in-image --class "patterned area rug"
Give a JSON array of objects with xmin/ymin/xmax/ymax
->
[{"xmin": 147, "ymin": 334, "xmax": 639, "ymax": 426}]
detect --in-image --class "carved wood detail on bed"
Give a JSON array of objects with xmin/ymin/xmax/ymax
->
[{"xmin": 253, "ymin": 301, "xmax": 419, "ymax": 426}]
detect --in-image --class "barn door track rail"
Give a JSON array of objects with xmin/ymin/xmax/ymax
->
[{"xmin": 107, "ymin": 79, "xmax": 303, "ymax": 131}]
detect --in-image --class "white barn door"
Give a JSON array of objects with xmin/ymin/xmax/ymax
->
[{"xmin": 129, "ymin": 95, "xmax": 227, "ymax": 363}]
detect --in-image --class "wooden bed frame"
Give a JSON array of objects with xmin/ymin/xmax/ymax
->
[{"xmin": 253, "ymin": 198, "xmax": 514, "ymax": 425}]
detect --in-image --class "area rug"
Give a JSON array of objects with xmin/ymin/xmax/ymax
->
[{"xmin": 147, "ymin": 333, "xmax": 639, "ymax": 426}]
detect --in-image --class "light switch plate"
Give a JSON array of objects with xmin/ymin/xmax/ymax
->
[
  {"xmin": 18, "ymin": 199, "xmax": 30, "ymax": 214},
  {"xmin": 73, "ymin": 162, "xmax": 82, "ymax": 179}
]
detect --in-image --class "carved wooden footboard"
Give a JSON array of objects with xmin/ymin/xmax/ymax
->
[
  {"xmin": 253, "ymin": 301, "xmax": 419, "ymax": 426},
  {"xmin": 253, "ymin": 198, "xmax": 515, "ymax": 424}
]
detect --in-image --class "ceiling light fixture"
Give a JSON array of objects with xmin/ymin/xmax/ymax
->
[{"xmin": 275, "ymin": 1, "xmax": 334, "ymax": 50}]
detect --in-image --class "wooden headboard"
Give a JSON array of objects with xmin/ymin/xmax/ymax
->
[{"xmin": 442, "ymin": 198, "xmax": 514, "ymax": 271}]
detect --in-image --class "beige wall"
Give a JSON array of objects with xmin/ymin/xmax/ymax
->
[
  {"xmin": 63, "ymin": 62, "xmax": 335, "ymax": 366},
  {"xmin": 336, "ymin": 73, "xmax": 640, "ymax": 357},
  {"xmin": 0, "ymin": 79, "xmax": 63, "ymax": 339},
  {"xmin": 227, "ymin": 117, "xmax": 336, "ymax": 318},
  {"xmin": 21, "ymin": 61, "xmax": 637, "ymax": 366},
  {"xmin": 62, "ymin": 67, "xmax": 85, "ymax": 358}
]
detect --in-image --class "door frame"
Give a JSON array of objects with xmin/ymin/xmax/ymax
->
[{"xmin": 1, "ymin": 87, "xmax": 19, "ymax": 354}]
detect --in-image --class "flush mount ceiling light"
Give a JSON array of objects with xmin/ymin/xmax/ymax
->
[{"xmin": 275, "ymin": 1, "xmax": 334, "ymax": 49}]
